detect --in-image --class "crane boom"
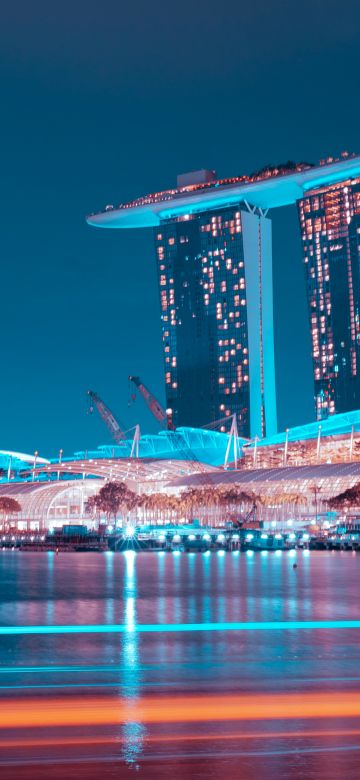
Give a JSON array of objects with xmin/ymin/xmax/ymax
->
[
  {"xmin": 128, "ymin": 377, "xmax": 219, "ymax": 484},
  {"xmin": 128, "ymin": 376, "xmax": 175, "ymax": 430},
  {"xmin": 87, "ymin": 390, "xmax": 126, "ymax": 444}
]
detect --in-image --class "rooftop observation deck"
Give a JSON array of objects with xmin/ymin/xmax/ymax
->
[{"xmin": 86, "ymin": 153, "xmax": 360, "ymax": 229}]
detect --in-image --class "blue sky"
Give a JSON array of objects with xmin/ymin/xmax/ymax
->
[{"xmin": 1, "ymin": 0, "xmax": 359, "ymax": 456}]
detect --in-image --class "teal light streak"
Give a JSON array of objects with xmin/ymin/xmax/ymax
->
[
  {"xmin": 0, "ymin": 681, "xmax": 177, "ymax": 690},
  {"xmin": 2, "ymin": 620, "xmax": 360, "ymax": 636},
  {"xmin": 0, "ymin": 664, "xmax": 143, "ymax": 674}
]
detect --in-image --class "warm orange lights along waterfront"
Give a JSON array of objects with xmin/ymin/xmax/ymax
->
[{"xmin": 2, "ymin": 690, "xmax": 360, "ymax": 729}]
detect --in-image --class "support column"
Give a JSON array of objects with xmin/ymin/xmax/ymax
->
[{"xmin": 241, "ymin": 209, "xmax": 277, "ymax": 439}]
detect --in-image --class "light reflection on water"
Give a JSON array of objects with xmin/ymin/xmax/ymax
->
[
  {"xmin": 46, "ymin": 551, "xmax": 54, "ymax": 624},
  {"xmin": 1, "ymin": 550, "xmax": 360, "ymax": 776},
  {"xmin": 120, "ymin": 550, "xmax": 145, "ymax": 767}
]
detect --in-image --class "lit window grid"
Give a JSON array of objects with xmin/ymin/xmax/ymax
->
[
  {"xmin": 299, "ymin": 180, "xmax": 360, "ymax": 419},
  {"xmin": 155, "ymin": 207, "xmax": 250, "ymax": 433}
]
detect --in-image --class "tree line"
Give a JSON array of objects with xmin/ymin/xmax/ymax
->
[{"xmin": 85, "ymin": 480, "xmax": 311, "ymax": 525}]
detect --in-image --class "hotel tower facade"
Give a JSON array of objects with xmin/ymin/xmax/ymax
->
[
  {"xmin": 298, "ymin": 178, "xmax": 360, "ymax": 420},
  {"xmin": 87, "ymin": 153, "xmax": 360, "ymax": 436},
  {"xmin": 154, "ymin": 196, "xmax": 276, "ymax": 439}
]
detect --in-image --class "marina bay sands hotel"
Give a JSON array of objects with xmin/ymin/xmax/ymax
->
[{"xmin": 87, "ymin": 153, "xmax": 360, "ymax": 440}]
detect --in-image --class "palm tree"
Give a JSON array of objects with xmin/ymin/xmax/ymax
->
[
  {"xmin": 260, "ymin": 491, "xmax": 307, "ymax": 525},
  {"xmin": 85, "ymin": 494, "xmax": 100, "ymax": 521},
  {"xmin": 329, "ymin": 483, "xmax": 360, "ymax": 511},
  {"xmin": 180, "ymin": 487, "xmax": 200, "ymax": 521}
]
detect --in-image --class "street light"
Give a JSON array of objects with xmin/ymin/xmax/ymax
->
[
  {"xmin": 32, "ymin": 451, "xmax": 38, "ymax": 481},
  {"xmin": 58, "ymin": 448, "xmax": 63, "ymax": 480}
]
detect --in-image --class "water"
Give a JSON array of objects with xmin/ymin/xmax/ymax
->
[{"xmin": 1, "ymin": 549, "xmax": 360, "ymax": 778}]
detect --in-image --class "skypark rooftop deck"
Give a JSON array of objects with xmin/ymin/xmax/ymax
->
[{"xmin": 87, "ymin": 153, "xmax": 360, "ymax": 229}]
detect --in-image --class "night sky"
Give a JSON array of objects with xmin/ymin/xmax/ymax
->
[{"xmin": 1, "ymin": 1, "xmax": 360, "ymax": 457}]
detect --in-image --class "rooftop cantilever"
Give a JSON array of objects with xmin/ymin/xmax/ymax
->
[{"xmin": 86, "ymin": 154, "xmax": 360, "ymax": 229}]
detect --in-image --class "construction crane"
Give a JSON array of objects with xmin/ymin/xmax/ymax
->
[
  {"xmin": 128, "ymin": 377, "xmax": 242, "ymax": 475},
  {"xmin": 229, "ymin": 501, "xmax": 259, "ymax": 529},
  {"xmin": 128, "ymin": 375, "xmax": 220, "ymax": 487},
  {"xmin": 128, "ymin": 376, "xmax": 175, "ymax": 430},
  {"xmin": 87, "ymin": 390, "xmax": 126, "ymax": 444}
]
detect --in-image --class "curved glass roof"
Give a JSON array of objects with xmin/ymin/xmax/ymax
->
[{"xmin": 173, "ymin": 461, "xmax": 360, "ymax": 500}]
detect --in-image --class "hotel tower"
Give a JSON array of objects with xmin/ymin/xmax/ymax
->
[
  {"xmin": 87, "ymin": 153, "xmax": 360, "ymax": 436},
  {"xmin": 298, "ymin": 178, "xmax": 360, "ymax": 420}
]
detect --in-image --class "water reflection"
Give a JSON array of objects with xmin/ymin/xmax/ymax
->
[
  {"xmin": 105, "ymin": 551, "xmax": 115, "ymax": 625},
  {"xmin": 46, "ymin": 551, "xmax": 54, "ymax": 624},
  {"xmin": 1, "ymin": 550, "xmax": 360, "ymax": 778},
  {"xmin": 120, "ymin": 550, "xmax": 145, "ymax": 767}
]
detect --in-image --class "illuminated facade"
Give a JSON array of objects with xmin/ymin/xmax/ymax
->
[
  {"xmin": 87, "ymin": 151, "xmax": 360, "ymax": 428},
  {"xmin": 3, "ymin": 411, "xmax": 360, "ymax": 528},
  {"xmin": 298, "ymin": 179, "xmax": 360, "ymax": 419},
  {"xmin": 155, "ymin": 206, "xmax": 277, "ymax": 438},
  {"xmin": 0, "ymin": 480, "xmax": 102, "ymax": 531}
]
